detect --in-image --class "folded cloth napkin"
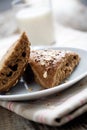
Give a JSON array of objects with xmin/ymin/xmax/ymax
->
[{"xmin": 0, "ymin": 77, "xmax": 87, "ymax": 126}]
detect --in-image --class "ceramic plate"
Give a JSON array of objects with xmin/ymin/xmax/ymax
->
[{"xmin": 0, "ymin": 47, "xmax": 87, "ymax": 101}]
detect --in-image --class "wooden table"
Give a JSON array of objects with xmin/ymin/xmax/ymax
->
[{"xmin": 0, "ymin": 106, "xmax": 87, "ymax": 130}]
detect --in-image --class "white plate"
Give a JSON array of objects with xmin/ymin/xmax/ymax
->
[{"xmin": 0, "ymin": 47, "xmax": 87, "ymax": 101}]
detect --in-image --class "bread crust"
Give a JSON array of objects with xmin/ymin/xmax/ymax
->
[
  {"xmin": 0, "ymin": 32, "xmax": 30, "ymax": 92},
  {"xmin": 29, "ymin": 49, "xmax": 80, "ymax": 88}
]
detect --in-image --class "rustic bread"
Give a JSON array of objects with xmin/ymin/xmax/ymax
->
[
  {"xmin": 0, "ymin": 32, "xmax": 30, "ymax": 92},
  {"xmin": 29, "ymin": 49, "xmax": 80, "ymax": 88}
]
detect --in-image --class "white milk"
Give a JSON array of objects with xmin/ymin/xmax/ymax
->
[{"xmin": 16, "ymin": 7, "xmax": 54, "ymax": 45}]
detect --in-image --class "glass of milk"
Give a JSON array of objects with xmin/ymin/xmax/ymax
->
[{"xmin": 12, "ymin": 0, "xmax": 55, "ymax": 46}]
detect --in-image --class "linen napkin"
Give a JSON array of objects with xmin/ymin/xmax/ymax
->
[{"xmin": 0, "ymin": 76, "xmax": 87, "ymax": 126}]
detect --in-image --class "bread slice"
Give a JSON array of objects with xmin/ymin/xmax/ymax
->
[
  {"xmin": 29, "ymin": 49, "xmax": 80, "ymax": 88},
  {"xmin": 0, "ymin": 32, "xmax": 30, "ymax": 92}
]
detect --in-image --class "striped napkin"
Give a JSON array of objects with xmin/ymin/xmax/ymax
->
[{"xmin": 0, "ymin": 77, "xmax": 87, "ymax": 126}]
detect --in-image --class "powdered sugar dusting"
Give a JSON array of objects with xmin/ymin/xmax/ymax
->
[{"xmin": 30, "ymin": 49, "xmax": 67, "ymax": 68}]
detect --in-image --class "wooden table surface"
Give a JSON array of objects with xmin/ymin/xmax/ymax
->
[{"xmin": 0, "ymin": 106, "xmax": 87, "ymax": 130}]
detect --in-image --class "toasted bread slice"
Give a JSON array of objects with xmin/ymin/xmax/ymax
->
[
  {"xmin": 29, "ymin": 49, "xmax": 80, "ymax": 88},
  {"xmin": 0, "ymin": 32, "xmax": 30, "ymax": 92}
]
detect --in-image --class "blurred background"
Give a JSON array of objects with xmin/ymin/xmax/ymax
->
[
  {"xmin": 0, "ymin": 0, "xmax": 87, "ymax": 47},
  {"xmin": 0, "ymin": 0, "xmax": 12, "ymax": 12},
  {"xmin": 0, "ymin": 0, "xmax": 87, "ymax": 30}
]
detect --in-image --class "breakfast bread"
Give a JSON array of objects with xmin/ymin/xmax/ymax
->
[
  {"xmin": 0, "ymin": 32, "xmax": 30, "ymax": 92},
  {"xmin": 29, "ymin": 49, "xmax": 80, "ymax": 88}
]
